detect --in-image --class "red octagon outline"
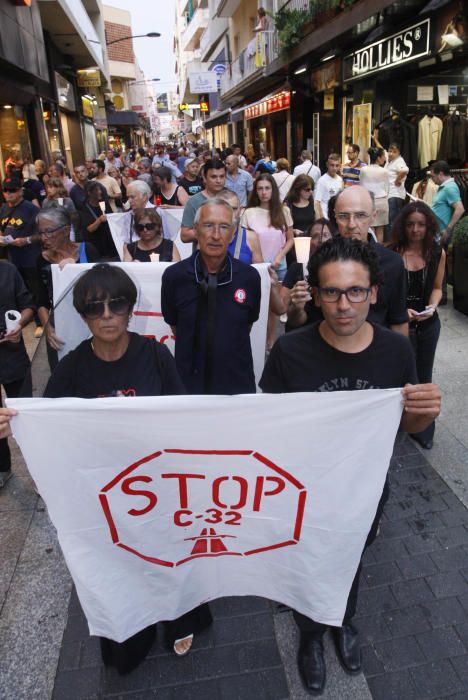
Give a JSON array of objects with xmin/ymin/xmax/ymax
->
[{"xmin": 99, "ymin": 449, "xmax": 307, "ymax": 567}]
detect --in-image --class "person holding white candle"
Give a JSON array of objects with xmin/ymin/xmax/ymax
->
[
  {"xmin": 123, "ymin": 208, "xmax": 180, "ymax": 263},
  {"xmin": 281, "ymin": 219, "xmax": 333, "ymax": 331},
  {"xmin": 79, "ymin": 181, "xmax": 118, "ymax": 260}
]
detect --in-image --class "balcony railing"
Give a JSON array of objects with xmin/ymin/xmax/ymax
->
[
  {"xmin": 182, "ymin": 7, "xmax": 209, "ymax": 52},
  {"xmin": 220, "ymin": 31, "xmax": 278, "ymax": 97}
]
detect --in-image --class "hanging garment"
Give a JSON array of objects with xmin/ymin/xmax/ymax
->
[{"xmin": 418, "ymin": 115, "xmax": 444, "ymax": 168}]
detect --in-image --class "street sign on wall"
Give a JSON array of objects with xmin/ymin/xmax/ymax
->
[{"xmin": 189, "ymin": 72, "xmax": 218, "ymax": 94}]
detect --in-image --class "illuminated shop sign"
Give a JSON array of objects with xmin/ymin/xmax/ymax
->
[
  {"xmin": 343, "ymin": 19, "xmax": 430, "ymax": 82},
  {"xmin": 245, "ymin": 91, "xmax": 291, "ymax": 120}
]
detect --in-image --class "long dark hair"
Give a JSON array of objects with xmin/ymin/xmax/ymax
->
[
  {"xmin": 246, "ymin": 173, "xmax": 287, "ymax": 230},
  {"xmin": 286, "ymin": 174, "xmax": 314, "ymax": 204},
  {"xmin": 389, "ymin": 202, "xmax": 440, "ymax": 261}
]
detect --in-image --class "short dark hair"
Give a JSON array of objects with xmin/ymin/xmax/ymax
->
[
  {"xmin": 85, "ymin": 180, "xmax": 106, "ymax": 199},
  {"xmin": 307, "ymin": 237, "xmax": 383, "ymax": 288},
  {"xmin": 154, "ymin": 166, "xmax": 172, "ymax": 183},
  {"xmin": 94, "ymin": 159, "xmax": 105, "ymax": 173},
  {"xmin": 202, "ymin": 159, "xmax": 225, "ymax": 176},
  {"xmin": 73, "ymin": 264, "xmax": 137, "ymax": 314},
  {"xmin": 349, "ymin": 144, "xmax": 360, "ymax": 154},
  {"xmin": 430, "ymin": 160, "xmax": 450, "ymax": 176}
]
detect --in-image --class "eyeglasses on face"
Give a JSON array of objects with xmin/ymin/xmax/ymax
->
[
  {"xmin": 199, "ymin": 222, "xmax": 232, "ymax": 234},
  {"xmin": 302, "ymin": 187, "xmax": 313, "ymax": 192},
  {"xmin": 38, "ymin": 225, "xmax": 65, "ymax": 237},
  {"xmin": 318, "ymin": 286, "xmax": 372, "ymax": 303},
  {"xmin": 82, "ymin": 296, "xmax": 131, "ymax": 319},
  {"xmin": 135, "ymin": 222, "xmax": 158, "ymax": 232},
  {"xmin": 335, "ymin": 212, "xmax": 371, "ymax": 223}
]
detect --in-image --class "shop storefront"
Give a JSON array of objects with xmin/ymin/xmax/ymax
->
[
  {"xmin": 341, "ymin": 2, "xmax": 467, "ymax": 176},
  {"xmin": 0, "ymin": 0, "xmax": 56, "ymax": 177},
  {"xmin": 55, "ymin": 72, "xmax": 85, "ymax": 170},
  {"xmin": 243, "ymin": 90, "xmax": 292, "ymax": 160}
]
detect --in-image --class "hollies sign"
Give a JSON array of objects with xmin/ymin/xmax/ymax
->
[{"xmin": 343, "ymin": 19, "xmax": 430, "ymax": 82}]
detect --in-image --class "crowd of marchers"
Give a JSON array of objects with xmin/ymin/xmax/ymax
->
[{"xmin": 0, "ymin": 135, "xmax": 459, "ymax": 694}]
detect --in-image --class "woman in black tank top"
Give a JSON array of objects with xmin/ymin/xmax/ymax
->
[{"xmin": 123, "ymin": 208, "xmax": 181, "ymax": 263}]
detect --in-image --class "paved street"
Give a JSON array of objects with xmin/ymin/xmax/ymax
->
[{"xmin": 1, "ymin": 297, "xmax": 468, "ymax": 699}]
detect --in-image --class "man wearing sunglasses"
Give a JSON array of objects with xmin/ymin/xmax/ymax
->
[{"xmin": 260, "ymin": 237, "xmax": 441, "ymax": 694}]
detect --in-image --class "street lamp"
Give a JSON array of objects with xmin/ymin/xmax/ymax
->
[{"xmin": 107, "ymin": 32, "xmax": 161, "ymax": 46}]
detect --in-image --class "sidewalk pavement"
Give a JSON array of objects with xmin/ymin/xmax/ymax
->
[{"xmin": 1, "ymin": 298, "xmax": 468, "ymax": 699}]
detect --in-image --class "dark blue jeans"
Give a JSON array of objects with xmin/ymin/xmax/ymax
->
[
  {"xmin": 385, "ymin": 197, "xmax": 405, "ymax": 241},
  {"xmin": 409, "ymin": 315, "xmax": 441, "ymax": 442}
]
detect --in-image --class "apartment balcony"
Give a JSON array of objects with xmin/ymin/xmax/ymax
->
[
  {"xmin": 199, "ymin": 16, "xmax": 228, "ymax": 61},
  {"xmin": 38, "ymin": 0, "xmax": 106, "ymax": 74},
  {"xmin": 216, "ymin": 0, "xmax": 242, "ymax": 17},
  {"xmin": 220, "ymin": 31, "xmax": 279, "ymax": 101},
  {"xmin": 181, "ymin": 7, "xmax": 210, "ymax": 52}
]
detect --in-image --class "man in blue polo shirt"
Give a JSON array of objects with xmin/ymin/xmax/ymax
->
[
  {"xmin": 430, "ymin": 160, "xmax": 464, "ymax": 243},
  {"xmin": 225, "ymin": 154, "xmax": 253, "ymax": 206},
  {"xmin": 161, "ymin": 198, "xmax": 261, "ymax": 394}
]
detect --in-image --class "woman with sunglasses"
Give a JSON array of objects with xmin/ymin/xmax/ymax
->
[
  {"xmin": 35, "ymin": 208, "xmax": 101, "ymax": 366},
  {"xmin": 123, "ymin": 208, "xmax": 181, "ymax": 262},
  {"xmin": 285, "ymin": 173, "xmax": 315, "ymax": 265},
  {"xmin": 43, "ymin": 264, "xmax": 212, "ymax": 671}
]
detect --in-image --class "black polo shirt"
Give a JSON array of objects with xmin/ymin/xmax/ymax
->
[{"xmin": 161, "ymin": 252, "xmax": 261, "ymax": 394}]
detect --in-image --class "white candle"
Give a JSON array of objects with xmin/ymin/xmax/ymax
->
[
  {"xmin": 294, "ymin": 237, "xmax": 311, "ymax": 264},
  {"xmin": 99, "ymin": 201, "xmax": 106, "ymax": 213},
  {"xmin": 149, "ymin": 253, "xmax": 160, "ymax": 263}
]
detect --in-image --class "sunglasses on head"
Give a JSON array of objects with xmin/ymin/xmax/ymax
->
[
  {"xmin": 82, "ymin": 296, "xmax": 131, "ymax": 320},
  {"xmin": 135, "ymin": 222, "xmax": 158, "ymax": 232}
]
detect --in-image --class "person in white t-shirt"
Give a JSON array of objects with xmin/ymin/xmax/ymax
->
[
  {"xmin": 384, "ymin": 143, "xmax": 409, "ymax": 237},
  {"xmin": 314, "ymin": 154, "xmax": 343, "ymax": 219},
  {"xmin": 293, "ymin": 150, "xmax": 321, "ymax": 184},
  {"xmin": 273, "ymin": 158, "xmax": 296, "ymax": 202}
]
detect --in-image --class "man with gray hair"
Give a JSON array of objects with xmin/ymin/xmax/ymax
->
[{"xmin": 161, "ymin": 197, "xmax": 261, "ymax": 394}]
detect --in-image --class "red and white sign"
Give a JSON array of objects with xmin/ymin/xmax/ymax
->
[
  {"xmin": 234, "ymin": 288, "xmax": 247, "ymax": 304},
  {"xmin": 9, "ymin": 389, "xmax": 403, "ymax": 642},
  {"xmin": 245, "ymin": 91, "xmax": 291, "ymax": 120}
]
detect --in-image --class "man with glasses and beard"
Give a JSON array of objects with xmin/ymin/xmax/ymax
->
[{"xmin": 260, "ymin": 236, "xmax": 441, "ymax": 694}]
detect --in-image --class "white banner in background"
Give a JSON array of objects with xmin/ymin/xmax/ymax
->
[
  {"xmin": 107, "ymin": 209, "xmax": 188, "ymax": 261},
  {"xmin": 52, "ymin": 262, "xmax": 270, "ymax": 386},
  {"xmin": 9, "ymin": 389, "xmax": 403, "ymax": 642}
]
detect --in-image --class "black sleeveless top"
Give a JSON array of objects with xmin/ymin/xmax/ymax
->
[
  {"xmin": 127, "ymin": 238, "xmax": 174, "ymax": 262},
  {"xmin": 405, "ymin": 246, "xmax": 442, "ymax": 317}
]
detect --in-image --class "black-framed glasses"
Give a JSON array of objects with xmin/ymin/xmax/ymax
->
[
  {"xmin": 38, "ymin": 225, "xmax": 66, "ymax": 237},
  {"xmin": 318, "ymin": 286, "xmax": 372, "ymax": 303},
  {"xmin": 82, "ymin": 296, "xmax": 131, "ymax": 319},
  {"xmin": 302, "ymin": 187, "xmax": 313, "ymax": 192},
  {"xmin": 135, "ymin": 222, "xmax": 158, "ymax": 232}
]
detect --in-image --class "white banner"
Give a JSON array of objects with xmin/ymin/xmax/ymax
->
[
  {"xmin": 9, "ymin": 390, "xmax": 403, "ymax": 642},
  {"xmin": 52, "ymin": 262, "xmax": 270, "ymax": 386},
  {"xmin": 189, "ymin": 72, "xmax": 218, "ymax": 94}
]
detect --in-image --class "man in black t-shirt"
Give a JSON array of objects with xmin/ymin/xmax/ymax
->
[
  {"xmin": 287, "ymin": 186, "xmax": 409, "ymax": 337},
  {"xmin": 261, "ymin": 238, "xmax": 441, "ymax": 694},
  {"xmin": 0, "ymin": 261, "xmax": 34, "ymax": 487},
  {"xmin": 162, "ymin": 199, "xmax": 261, "ymax": 394}
]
